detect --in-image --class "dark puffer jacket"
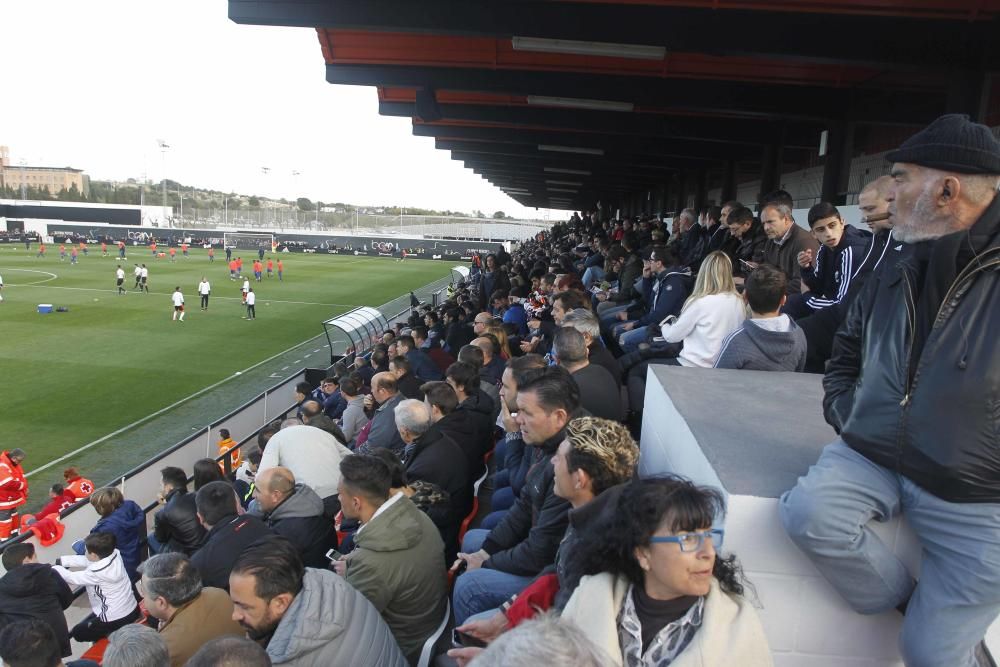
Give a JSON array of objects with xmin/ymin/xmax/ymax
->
[
  {"xmin": 481, "ymin": 429, "xmax": 571, "ymax": 577},
  {"xmin": 0, "ymin": 563, "xmax": 74, "ymax": 657},
  {"xmin": 824, "ymin": 197, "xmax": 1000, "ymax": 502},
  {"xmin": 258, "ymin": 484, "xmax": 337, "ymax": 569}
]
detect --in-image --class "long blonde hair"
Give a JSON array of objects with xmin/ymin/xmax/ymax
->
[
  {"xmin": 682, "ymin": 251, "xmax": 741, "ymax": 313},
  {"xmin": 486, "ymin": 323, "xmax": 514, "ymax": 359}
]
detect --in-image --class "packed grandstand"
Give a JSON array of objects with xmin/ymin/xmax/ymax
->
[{"xmin": 1, "ymin": 113, "xmax": 999, "ymax": 667}]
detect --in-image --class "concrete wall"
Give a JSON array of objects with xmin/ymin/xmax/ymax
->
[{"xmin": 639, "ymin": 366, "xmax": 1000, "ymax": 665}]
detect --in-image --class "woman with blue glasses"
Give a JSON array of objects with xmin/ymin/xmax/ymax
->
[{"xmin": 562, "ymin": 476, "xmax": 772, "ymax": 666}]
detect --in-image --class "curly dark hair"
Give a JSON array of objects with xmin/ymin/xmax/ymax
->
[{"xmin": 578, "ymin": 475, "xmax": 747, "ymax": 596}]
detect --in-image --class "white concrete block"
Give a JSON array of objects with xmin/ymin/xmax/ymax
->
[{"xmin": 726, "ymin": 496, "xmax": 819, "ymax": 578}]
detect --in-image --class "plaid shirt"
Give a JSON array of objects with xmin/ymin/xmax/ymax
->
[{"xmin": 618, "ymin": 585, "xmax": 704, "ymax": 667}]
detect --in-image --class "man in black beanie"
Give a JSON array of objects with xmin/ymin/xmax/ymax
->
[{"xmin": 781, "ymin": 113, "xmax": 1000, "ymax": 667}]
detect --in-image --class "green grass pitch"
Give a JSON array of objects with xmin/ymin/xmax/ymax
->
[{"xmin": 0, "ymin": 245, "xmax": 451, "ymax": 481}]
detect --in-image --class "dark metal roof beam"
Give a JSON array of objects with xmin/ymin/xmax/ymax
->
[{"xmin": 229, "ymin": 1, "xmax": 999, "ymax": 70}]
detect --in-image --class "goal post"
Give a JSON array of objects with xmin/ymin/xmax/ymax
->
[{"xmin": 223, "ymin": 232, "xmax": 275, "ymax": 251}]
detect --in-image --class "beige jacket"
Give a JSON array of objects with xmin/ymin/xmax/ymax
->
[{"xmin": 562, "ymin": 573, "xmax": 773, "ymax": 667}]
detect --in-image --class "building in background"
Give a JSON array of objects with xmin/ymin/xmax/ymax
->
[{"xmin": 0, "ymin": 145, "xmax": 89, "ymax": 197}]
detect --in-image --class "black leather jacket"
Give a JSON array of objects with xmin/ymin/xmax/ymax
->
[
  {"xmin": 153, "ymin": 488, "xmax": 207, "ymax": 555},
  {"xmin": 824, "ymin": 198, "xmax": 1000, "ymax": 502}
]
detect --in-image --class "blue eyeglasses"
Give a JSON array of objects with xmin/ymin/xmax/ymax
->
[{"xmin": 649, "ymin": 529, "xmax": 724, "ymax": 553}]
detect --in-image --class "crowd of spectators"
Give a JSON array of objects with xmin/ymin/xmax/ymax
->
[{"xmin": 2, "ymin": 112, "xmax": 998, "ymax": 667}]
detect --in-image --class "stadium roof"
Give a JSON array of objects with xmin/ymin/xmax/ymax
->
[{"xmin": 228, "ymin": 0, "xmax": 1000, "ymax": 213}]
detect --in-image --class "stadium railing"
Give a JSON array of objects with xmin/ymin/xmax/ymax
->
[{"xmin": 0, "ymin": 270, "xmax": 457, "ymax": 571}]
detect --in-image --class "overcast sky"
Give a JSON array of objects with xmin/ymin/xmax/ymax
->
[{"xmin": 4, "ymin": 0, "xmax": 558, "ymax": 220}]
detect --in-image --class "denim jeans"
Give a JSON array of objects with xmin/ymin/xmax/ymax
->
[
  {"xmin": 146, "ymin": 532, "xmax": 164, "ymax": 555},
  {"xmin": 617, "ymin": 325, "xmax": 651, "ymax": 354},
  {"xmin": 453, "ymin": 529, "xmax": 535, "ymax": 624},
  {"xmin": 581, "ymin": 266, "xmax": 605, "ymax": 289},
  {"xmin": 780, "ymin": 439, "xmax": 1000, "ymax": 667},
  {"xmin": 479, "ymin": 509, "xmax": 508, "ymax": 530},
  {"xmin": 598, "ymin": 303, "xmax": 632, "ymax": 328}
]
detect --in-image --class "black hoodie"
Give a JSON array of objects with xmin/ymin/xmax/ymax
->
[{"xmin": 0, "ymin": 563, "xmax": 74, "ymax": 657}]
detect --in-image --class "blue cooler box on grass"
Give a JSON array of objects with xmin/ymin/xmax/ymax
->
[{"xmin": 38, "ymin": 304, "xmax": 53, "ymax": 314}]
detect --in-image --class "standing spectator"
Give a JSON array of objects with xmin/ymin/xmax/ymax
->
[
  {"xmin": 257, "ymin": 424, "xmax": 350, "ymax": 515},
  {"xmin": 138, "ymin": 553, "xmax": 243, "ymax": 667},
  {"xmin": 0, "ymin": 544, "xmax": 74, "ymax": 658},
  {"xmin": 761, "ymin": 202, "xmax": 820, "ymax": 294},
  {"xmin": 75, "ymin": 487, "xmax": 145, "ymax": 580},
  {"xmin": 190, "ymin": 481, "xmax": 272, "ymax": 590},
  {"xmin": 781, "ymin": 114, "xmax": 1000, "ymax": 667},
  {"xmin": 228, "ymin": 537, "xmax": 407, "ymax": 667},
  {"xmin": 149, "ymin": 466, "xmax": 206, "ymax": 556},
  {"xmin": 715, "ymin": 264, "xmax": 807, "ymax": 371},
  {"xmin": 253, "ymin": 467, "xmax": 337, "ymax": 569},
  {"xmin": 335, "ymin": 454, "xmax": 447, "ymax": 664},
  {"xmin": 0, "ymin": 448, "xmax": 27, "ymax": 540},
  {"xmin": 55, "ymin": 533, "xmax": 141, "ymax": 642}
]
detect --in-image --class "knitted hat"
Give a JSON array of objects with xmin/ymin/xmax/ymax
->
[{"xmin": 886, "ymin": 114, "xmax": 1000, "ymax": 174}]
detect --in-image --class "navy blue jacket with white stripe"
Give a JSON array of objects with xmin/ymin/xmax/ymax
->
[{"xmin": 800, "ymin": 225, "xmax": 872, "ymax": 310}]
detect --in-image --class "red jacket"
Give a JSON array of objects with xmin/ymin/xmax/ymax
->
[
  {"xmin": 38, "ymin": 491, "xmax": 76, "ymax": 519},
  {"xmin": 0, "ymin": 452, "xmax": 27, "ymax": 510}
]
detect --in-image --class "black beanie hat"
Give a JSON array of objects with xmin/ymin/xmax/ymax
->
[{"xmin": 886, "ymin": 114, "xmax": 1000, "ymax": 174}]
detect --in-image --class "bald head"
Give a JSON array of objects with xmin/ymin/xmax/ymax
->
[
  {"xmin": 254, "ymin": 466, "xmax": 295, "ymax": 513},
  {"xmin": 472, "ymin": 337, "xmax": 494, "ymax": 362},
  {"xmin": 371, "ymin": 372, "xmax": 397, "ymax": 402}
]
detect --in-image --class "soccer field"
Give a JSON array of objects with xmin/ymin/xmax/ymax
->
[{"xmin": 0, "ymin": 245, "xmax": 451, "ymax": 498}]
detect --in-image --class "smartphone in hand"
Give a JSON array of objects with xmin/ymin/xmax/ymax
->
[{"xmin": 452, "ymin": 629, "xmax": 488, "ymax": 649}]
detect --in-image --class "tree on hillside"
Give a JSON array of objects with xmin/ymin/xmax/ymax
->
[
  {"xmin": 492, "ymin": 211, "xmax": 507, "ymax": 219},
  {"xmin": 296, "ymin": 197, "xmax": 314, "ymax": 211},
  {"xmin": 248, "ymin": 196, "xmax": 260, "ymax": 207}
]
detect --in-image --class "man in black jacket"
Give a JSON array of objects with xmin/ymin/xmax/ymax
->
[
  {"xmin": 451, "ymin": 366, "xmax": 578, "ymax": 624},
  {"xmin": 253, "ymin": 467, "xmax": 337, "ymax": 569},
  {"xmin": 0, "ymin": 544, "xmax": 74, "ymax": 658},
  {"xmin": 780, "ymin": 114, "xmax": 1000, "ymax": 667},
  {"xmin": 191, "ymin": 481, "xmax": 272, "ymax": 590},
  {"xmin": 150, "ymin": 466, "xmax": 206, "ymax": 555},
  {"xmin": 395, "ymin": 399, "xmax": 470, "ymax": 552}
]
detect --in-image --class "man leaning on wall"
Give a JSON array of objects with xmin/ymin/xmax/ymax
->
[{"xmin": 780, "ymin": 114, "xmax": 1000, "ymax": 667}]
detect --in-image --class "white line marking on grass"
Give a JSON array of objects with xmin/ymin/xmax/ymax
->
[
  {"xmin": 281, "ymin": 366, "xmax": 289, "ymax": 371},
  {"xmin": 293, "ymin": 359, "xmax": 301, "ymax": 364},
  {"xmin": 0, "ymin": 268, "xmax": 59, "ymax": 285},
  {"xmin": 313, "ymin": 349, "xmax": 321, "ymax": 353},
  {"xmin": 26, "ymin": 329, "xmax": 330, "ymax": 479},
  {"xmin": 11, "ymin": 284, "xmax": 354, "ymax": 307}
]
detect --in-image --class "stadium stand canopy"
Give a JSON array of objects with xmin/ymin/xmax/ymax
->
[
  {"xmin": 322, "ymin": 305, "xmax": 390, "ymax": 361},
  {"xmin": 228, "ymin": 0, "xmax": 1000, "ymax": 214}
]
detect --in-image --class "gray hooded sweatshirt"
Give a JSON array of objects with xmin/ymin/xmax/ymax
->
[{"xmin": 714, "ymin": 316, "xmax": 807, "ymax": 372}]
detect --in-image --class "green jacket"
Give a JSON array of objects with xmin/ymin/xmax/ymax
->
[{"xmin": 346, "ymin": 495, "xmax": 447, "ymax": 665}]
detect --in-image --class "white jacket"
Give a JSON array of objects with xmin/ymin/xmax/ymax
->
[
  {"xmin": 54, "ymin": 550, "xmax": 137, "ymax": 623},
  {"xmin": 660, "ymin": 293, "xmax": 747, "ymax": 368},
  {"xmin": 562, "ymin": 573, "xmax": 772, "ymax": 667}
]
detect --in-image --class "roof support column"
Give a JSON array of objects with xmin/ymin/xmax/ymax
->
[
  {"xmin": 759, "ymin": 140, "xmax": 783, "ymax": 205},
  {"xmin": 946, "ymin": 70, "xmax": 992, "ymax": 123},
  {"xmin": 674, "ymin": 173, "xmax": 687, "ymax": 213},
  {"xmin": 821, "ymin": 120, "xmax": 854, "ymax": 205},
  {"xmin": 694, "ymin": 168, "xmax": 708, "ymax": 210},
  {"xmin": 721, "ymin": 159, "xmax": 738, "ymax": 203}
]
